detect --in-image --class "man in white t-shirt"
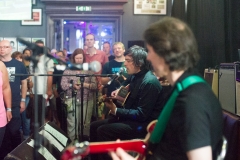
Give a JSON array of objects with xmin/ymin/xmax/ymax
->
[{"xmin": 30, "ymin": 40, "xmax": 54, "ymax": 126}]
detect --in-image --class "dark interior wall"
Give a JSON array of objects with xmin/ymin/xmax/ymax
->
[
  {"xmin": 122, "ymin": 0, "xmax": 172, "ymax": 48},
  {"xmin": 0, "ymin": 1, "xmax": 46, "ymax": 39},
  {"xmin": 0, "ymin": 0, "xmax": 172, "ymax": 49}
]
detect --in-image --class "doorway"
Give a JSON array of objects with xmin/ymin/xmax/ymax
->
[{"xmin": 63, "ymin": 21, "xmax": 115, "ymax": 53}]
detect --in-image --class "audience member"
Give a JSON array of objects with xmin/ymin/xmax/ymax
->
[
  {"xmin": 101, "ymin": 42, "xmax": 128, "ymax": 119},
  {"xmin": 110, "ymin": 16, "xmax": 223, "ymax": 160},
  {"xmin": 0, "ymin": 40, "xmax": 28, "ymax": 159},
  {"xmin": 22, "ymin": 48, "xmax": 32, "ymax": 69},
  {"xmin": 90, "ymin": 45, "xmax": 164, "ymax": 160},
  {"xmin": 63, "ymin": 48, "xmax": 69, "ymax": 61},
  {"xmin": 53, "ymin": 50, "xmax": 67, "ymax": 132},
  {"xmin": 61, "ymin": 48, "xmax": 97, "ymax": 141},
  {"xmin": 13, "ymin": 50, "xmax": 33, "ymax": 140},
  {"xmin": 84, "ymin": 33, "xmax": 108, "ymax": 73},
  {"xmin": 84, "ymin": 33, "xmax": 109, "ymax": 119},
  {"xmin": 11, "ymin": 51, "xmax": 23, "ymax": 62},
  {"xmin": 21, "ymin": 48, "xmax": 33, "ymax": 140},
  {"xmin": 103, "ymin": 41, "xmax": 114, "ymax": 61},
  {"xmin": 0, "ymin": 61, "xmax": 12, "ymax": 148},
  {"xmin": 29, "ymin": 40, "xmax": 54, "ymax": 126},
  {"xmin": 51, "ymin": 48, "xmax": 57, "ymax": 57}
]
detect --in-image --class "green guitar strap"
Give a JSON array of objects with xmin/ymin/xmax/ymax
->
[{"xmin": 149, "ymin": 75, "xmax": 207, "ymax": 144}]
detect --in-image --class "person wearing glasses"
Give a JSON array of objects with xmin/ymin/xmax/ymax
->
[
  {"xmin": 90, "ymin": 45, "xmax": 165, "ymax": 160},
  {"xmin": 0, "ymin": 40, "xmax": 28, "ymax": 159}
]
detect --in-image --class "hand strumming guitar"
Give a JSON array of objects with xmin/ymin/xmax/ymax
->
[{"xmin": 104, "ymin": 95, "xmax": 117, "ymax": 115}]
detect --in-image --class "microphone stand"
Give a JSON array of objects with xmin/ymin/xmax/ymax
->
[
  {"xmin": 75, "ymin": 74, "xmax": 115, "ymax": 141},
  {"xmin": 33, "ymin": 72, "xmax": 40, "ymax": 160},
  {"xmin": 75, "ymin": 75, "xmax": 86, "ymax": 142},
  {"xmin": 30, "ymin": 54, "xmax": 41, "ymax": 160},
  {"xmin": 69, "ymin": 80, "xmax": 78, "ymax": 141}
]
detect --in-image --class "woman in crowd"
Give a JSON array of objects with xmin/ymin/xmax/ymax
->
[
  {"xmin": 0, "ymin": 61, "xmax": 12, "ymax": 147},
  {"xmin": 61, "ymin": 48, "xmax": 97, "ymax": 141}
]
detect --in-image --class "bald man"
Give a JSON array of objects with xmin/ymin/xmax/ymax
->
[{"xmin": 0, "ymin": 40, "xmax": 28, "ymax": 159}]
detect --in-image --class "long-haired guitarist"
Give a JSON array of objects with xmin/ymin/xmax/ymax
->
[
  {"xmin": 110, "ymin": 17, "xmax": 223, "ymax": 160},
  {"xmin": 90, "ymin": 45, "xmax": 165, "ymax": 160}
]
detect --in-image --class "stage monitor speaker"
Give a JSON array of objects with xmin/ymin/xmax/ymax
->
[
  {"xmin": 204, "ymin": 68, "xmax": 218, "ymax": 98},
  {"xmin": 219, "ymin": 63, "xmax": 240, "ymax": 115},
  {"xmin": 5, "ymin": 122, "xmax": 71, "ymax": 160}
]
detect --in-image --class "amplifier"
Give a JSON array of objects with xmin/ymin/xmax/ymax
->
[
  {"xmin": 204, "ymin": 68, "xmax": 218, "ymax": 98},
  {"xmin": 219, "ymin": 62, "xmax": 240, "ymax": 115}
]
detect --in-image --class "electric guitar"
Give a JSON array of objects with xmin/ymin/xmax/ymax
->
[{"xmin": 61, "ymin": 120, "xmax": 157, "ymax": 160}]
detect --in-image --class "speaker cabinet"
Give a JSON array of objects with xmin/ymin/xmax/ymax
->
[
  {"xmin": 204, "ymin": 69, "xmax": 218, "ymax": 98},
  {"xmin": 236, "ymin": 68, "xmax": 240, "ymax": 115},
  {"xmin": 219, "ymin": 63, "xmax": 240, "ymax": 115},
  {"xmin": 5, "ymin": 122, "xmax": 71, "ymax": 160}
]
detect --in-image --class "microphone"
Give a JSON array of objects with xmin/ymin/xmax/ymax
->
[
  {"xmin": 107, "ymin": 68, "xmax": 124, "ymax": 85},
  {"xmin": 67, "ymin": 61, "xmax": 101, "ymax": 72}
]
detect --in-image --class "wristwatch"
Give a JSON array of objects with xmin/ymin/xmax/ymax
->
[{"xmin": 6, "ymin": 108, "xmax": 12, "ymax": 111}]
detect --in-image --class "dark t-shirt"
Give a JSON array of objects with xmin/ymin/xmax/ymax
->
[
  {"xmin": 3, "ymin": 59, "xmax": 28, "ymax": 108},
  {"xmin": 53, "ymin": 67, "xmax": 64, "ymax": 94},
  {"xmin": 147, "ymin": 71, "xmax": 223, "ymax": 160},
  {"xmin": 108, "ymin": 55, "xmax": 115, "ymax": 61},
  {"xmin": 102, "ymin": 60, "xmax": 128, "ymax": 96}
]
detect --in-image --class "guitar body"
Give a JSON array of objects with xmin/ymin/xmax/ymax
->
[
  {"xmin": 61, "ymin": 120, "xmax": 157, "ymax": 160},
  {"xmin": 100, "ymin": 85, "xmax": 130, "ymax": 107}
]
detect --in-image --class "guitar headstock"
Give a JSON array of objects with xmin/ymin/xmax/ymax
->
[{"xmin": 61, "ymin": 141, "xmax": 90, "ymax": 160}]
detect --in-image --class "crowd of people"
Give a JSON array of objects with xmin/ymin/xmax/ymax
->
[{"xmin": 0, "ymin": 16, "xmax": 224, "ymax": 160}]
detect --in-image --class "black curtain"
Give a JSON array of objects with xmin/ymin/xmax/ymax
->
[
  {"xmin": 171, "ymin": 0, "xmax": 187, "ymax": 22},
  {"xmin": 225, "ymin": 0, "xmax": 240, "ymax": 62},
  {"xmin": 187, "ymin": 0, "xmax": 225, "ymax": 74},
  {"xmin": 171, "ymin": 0, "xmax": 226, "ymax": 74}
]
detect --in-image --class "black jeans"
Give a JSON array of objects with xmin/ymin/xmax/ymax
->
[
  {"xmin": 0, "ymin": 108, "xmax": 21, "ymax": 160},
  {"xmin": 90, "ymin": 117, "xmax": 148, "ymax": 160},
  {"xmin": 0, "ymin": 125, "xmax": 6, "ymax": 148}
]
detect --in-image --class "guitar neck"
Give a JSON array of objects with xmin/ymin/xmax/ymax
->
[
  {"xmin": 61, "ymin": 121, "xmax": 157, "ymax": 160},
  {"xmin": 61, "ymin": 140, "xmax": 146, "ymax": 160},
  {"xmin": 89, "ymin": 140, "xmax": 146, "ymax": 154}
]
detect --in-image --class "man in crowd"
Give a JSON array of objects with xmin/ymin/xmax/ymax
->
[
  {"xmin": 101, "ymin": 42, "xmax": 128, "ymax": 119},
  {"xmin": 30, "ymin": 40, "xmax": 54, "ymax": 126},
  {"xmin": 84, "ymin": 33, "xmax": 108, "ymax": 74},
  {"xmin": 0, "ymin": 40, "xmax": 28, "ymax": 159},
  {"xmin": 103, "ymin": 41, "xmax": 114, "ymax": 61},
  {"xmin": 84, "ymin": 33, "xmax": 109, "ymax": 119},
  {"xmin": 53, "ymin": 50, "xmax": 67, "ymax": 132},
  {"xmin": 110, "ymin": 17, "xmax": 223, "ymax": 160},
  {"xmin": 90, "ymin": 45, "xmax": 164, "ymax": 160}
]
